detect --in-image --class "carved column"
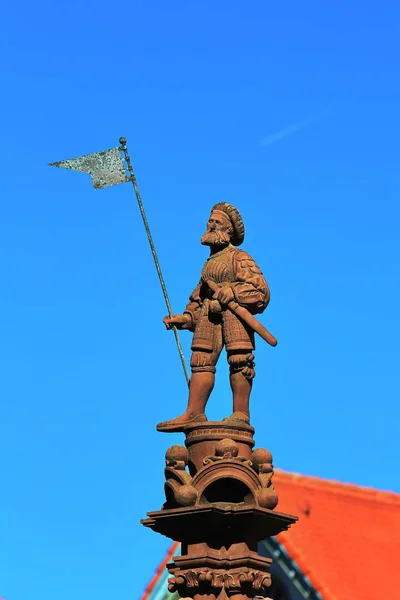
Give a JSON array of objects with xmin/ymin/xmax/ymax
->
[{"xmin": 142, "ymin": 421, "xmax": 297, "ymax": 600}]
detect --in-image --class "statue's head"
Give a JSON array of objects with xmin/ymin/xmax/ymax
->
[{"xmin": 201, "ymin": 203, "xmax": 245, "ymax": 248}]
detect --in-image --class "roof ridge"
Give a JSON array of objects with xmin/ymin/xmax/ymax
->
[{"xmin": 274, "ymin": 469, "xmax": 400, "ymax": 505}]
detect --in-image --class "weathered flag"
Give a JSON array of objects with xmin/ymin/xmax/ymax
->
[{"xmin": 49, "ymin": 147, "xmax": 129, "ymax": 189}]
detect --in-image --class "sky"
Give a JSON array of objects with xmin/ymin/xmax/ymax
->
[{"xmin": 1, "ymin": 1, "xmax": 399, "ymax": 599}]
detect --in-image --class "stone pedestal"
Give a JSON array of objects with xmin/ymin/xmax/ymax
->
[{"xmin": 142, "ymin": 422, "xmax": 297, "ymax": 600}]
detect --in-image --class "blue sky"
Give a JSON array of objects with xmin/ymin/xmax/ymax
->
[{"xmin": 1, "ymin": 1, "xmax": 400, "ymax": 599}]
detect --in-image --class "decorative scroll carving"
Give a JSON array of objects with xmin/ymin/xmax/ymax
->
[{"xmin": 168, "ymin": 568, "xmax": 271, "ymax": 596}]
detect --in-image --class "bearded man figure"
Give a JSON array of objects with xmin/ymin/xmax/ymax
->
[{"xmin": 157, "ymin": 203, "xmax": 270, "ymax": 433}]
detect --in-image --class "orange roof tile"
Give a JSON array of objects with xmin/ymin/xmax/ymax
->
[{"xmin": 274, "ymin": 470, "xmax": 400, "ymax": 600}]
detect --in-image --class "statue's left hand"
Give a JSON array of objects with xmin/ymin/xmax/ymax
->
[{"xmin": 214, "ymin": 285, "xmax": 235, "ymax": 306}]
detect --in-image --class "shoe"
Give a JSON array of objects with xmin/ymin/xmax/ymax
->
[
  {"xmin": 222, "ymin": 411, "xmax": 250, "ymax": 424},
  {"xmin": 156, "ymin": 412, "xmax": 208, "ymax": 433}
]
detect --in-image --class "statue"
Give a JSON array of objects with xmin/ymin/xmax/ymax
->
[
  {"xmin": 157, "ymin": 202, "xmax": 272, "ymax": 433},
  {"xmin": 148, "ymin": 204, "xmax": 297, "ymax": 600},
  {"xmin": 50, "ymin": 139, "xmax": 297, "ymax": 600}
]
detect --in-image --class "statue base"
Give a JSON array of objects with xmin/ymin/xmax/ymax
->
[
  {"xmin": 184, "ymin": 420, "xmax": 255, "ymax": 474},
  {"xmin": 141, "ymin": 421, "xmax": 298, "ymax": 600}
]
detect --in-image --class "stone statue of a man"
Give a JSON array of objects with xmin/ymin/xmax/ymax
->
[{"xmin": 157, "ymin": 203, "xmax": 270, "ymax": 433}]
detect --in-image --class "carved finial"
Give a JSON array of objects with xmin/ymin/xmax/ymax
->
[
  {"xmin": 252, "ymin": 448, "xmax": 278, "ymax": 509},
  {"xmin": 252, "ymin": 448, "xmax": 273, "ymax": 472},
  {"xmin": 166, "ymin": 444, "xmax": 189, "ymax": 469},
  {"xmin": 215, "ymin": 438, "xmax": 239, "ymax": 459},
  {"xmin": 174, "ymin": 484, "xmax": 198, "ymax": 507}
]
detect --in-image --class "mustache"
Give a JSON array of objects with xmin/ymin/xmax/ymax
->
[{"xmin": 200, "ymin": 229, "xmax": 231, "ymax": 246}]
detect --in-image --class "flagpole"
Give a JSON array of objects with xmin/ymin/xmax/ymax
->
[{"xmin": 118, "ymin": 137, "xmax": 190, "ymax": 386}]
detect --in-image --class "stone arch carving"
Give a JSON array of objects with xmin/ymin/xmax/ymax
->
[{"xmin": 191, "ymin": 461, "xmax": 262, "ymax": 506}]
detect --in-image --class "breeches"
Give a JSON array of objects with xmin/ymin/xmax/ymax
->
[{"xmin": 190, "ymin": 307, "xmax": 256, "ymax": 380}]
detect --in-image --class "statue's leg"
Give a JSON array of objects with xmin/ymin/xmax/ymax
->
[
  {"xmin": 224, "ymin": 351, "xmax": 256, "ymax": 423},
  {"xmin": 156, "ymin": 327, "xmax": 223, "ymax": 432},
  {"xmin": 187, "ymin": 348, "xmax": 221, "ymax": 409}
]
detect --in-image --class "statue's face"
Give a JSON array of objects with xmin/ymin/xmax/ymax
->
[{"xmin": 201, "ymin": 212, "xmax": 232, "ymax": 247}]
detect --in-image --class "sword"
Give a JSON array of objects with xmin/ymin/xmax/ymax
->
[{"xmin": 205, "ymin": 279, "xmax": 278, "ymax": 347}]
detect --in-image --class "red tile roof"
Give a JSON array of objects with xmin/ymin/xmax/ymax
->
[
  {"xmin": 140, "ymin": 471, "xmax": 400, "ymax": 600},
  {"xmin": 274, "ymin": 470, "xmax": 400, "ymax": 600}
]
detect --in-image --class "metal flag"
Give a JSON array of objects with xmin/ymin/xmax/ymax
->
[
  {"xmin": 49, "ymin": 137, "xmax": 190, "ymax": 385},
  {"xmin": 49, "ymin": 146, "xmax": 129, "ymax": 189}
]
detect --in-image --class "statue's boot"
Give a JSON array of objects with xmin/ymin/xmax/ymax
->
[
  {"xmin": 156, "ymin": 371, "xmax": 214, "ymax": 433},
  {"xmin": 223, "ymin": 410, "xmax": 250, "ymax": 424},
  {"xmin": 156, "ymin": 411, "xmax": 207, "ymax": 433},
  {"xmin": 223, "ymin": 370, "xmax": 252, "ymax": 424}
]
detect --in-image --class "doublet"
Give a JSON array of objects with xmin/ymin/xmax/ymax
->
[{"xmin": 183, "ymin": 246, "xmax": 269, "ymax": 353}]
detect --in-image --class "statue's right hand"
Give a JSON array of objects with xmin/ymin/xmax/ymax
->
[{"xmin": 163, "ymin": 314, "xmax": 192, "ymax": 330}]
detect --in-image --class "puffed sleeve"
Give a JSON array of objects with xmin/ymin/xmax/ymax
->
[{"xmin": 231, "ymin": 251, "xmax": 270, "ymax": 314}]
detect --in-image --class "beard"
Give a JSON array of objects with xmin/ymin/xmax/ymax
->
[{"xmin": 200, "ymin": 229, "xmax": 231, "ymax": 247}]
